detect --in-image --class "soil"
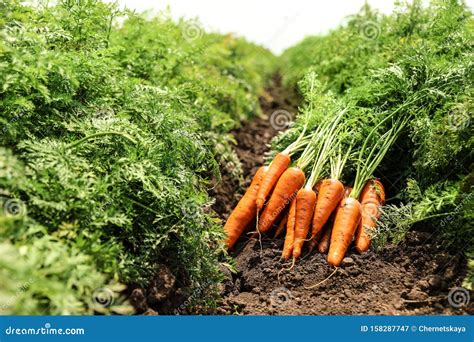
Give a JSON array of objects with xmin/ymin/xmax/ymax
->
[
  {"xmin": 213, "ymin": 76, "xmax": 473, "ymax": 316},
  {"xmin": 218, "ymin": 234, "xmax": 471, "ymax": 315}
]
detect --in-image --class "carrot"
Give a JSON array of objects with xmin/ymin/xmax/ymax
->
[
  {"xmin": 318, "ymin": 224, "xmax": 332, "ymax": 254},
  {"xmin": 355, "ymin": 179, "xmax": 385, "ymax": 253},
  {"xmin": 304, "ymin": 181, "xmax": 324, "ymax": 253},
  {"xmin": 308, "ymin": 140, "xmax": 351, "ymax": 254},
  {"xmin": 346, "ymin": 116, "xmax": 407, "ymax": 259},
  {"xmin": 258, "ymin": 167, "xmax": 305, "ymax": 233},
  {"xmin": 318, "ymin": 186, "xmax": 351, "ymax": 253},
  {"xmin": 256, "ymin": 99, "xmax": 316, "ymax": 211},
  {"xmin": 224, "ymin": 166, "xmax": 267, "ymax": 248},
  {"xmin": 282, "ymin": 199, "xmax": 296, "ymax": 260},
  {"xmin": 309, "ymin": 178, "xmax": 344, "ymax": 242},
  {"xmin": 327, "ymin": 114, "xmax": 408, "ymax": 265},
  {"xmin": 302, "ymin": 109, "xmax": 350, "ymax": 254},
  {"xmin": 327, "ymin": 197, "xmax": 362, "ymax": 266},
  {"xmin": 256, "ymin": 152, "xmax": 291, "ymax": 210},
  {"xmin": 274, "ymin": 210, "xmax": 289, "ymax": 238},
  {"xmin": 292, "ymin": 186, "xmax": 317, "ymax": 259}
]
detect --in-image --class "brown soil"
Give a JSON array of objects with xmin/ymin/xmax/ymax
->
[
  {"xmin": 218, "ymin": 234, "xmax": 471, "ymax": 315},
  {"xmin": 214, "ymin": 76, "xmax": 473, "ymax": 316}
]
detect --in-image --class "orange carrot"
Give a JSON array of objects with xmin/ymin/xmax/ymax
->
[
  {"xmin": 258, "ymin": 167, "xmax": 305, "ymax": 233},
  {"xmin": 309, "ymin": 178, "xmax": 344, "ymax": 243},
  {"xmin": 336, "ymin": 110, "xmax": 406, "ymax": 263},
  {"xmin": 224, "ymin": 166, "xmax": 267, "ymax": 248},
  {"xmin": 256, "ymin": 152, "xmax": 291, "ymax": 210},
  {"xmin": 282, "ymin": 199, "xmax": 296, "ymax": 260},
  {"xmin": 318, "ymin": 186, "xmax": 351, "ymax": 253},
  {"xmin": 274, "ymin": 210, "xmax": 289, "ymax": 238},
  {"xmin": 327, "ymin": 197, "xmax": 362, "ymax": 266},
  {"xmin": 292, "ymin": 187, "xmax": 317, "ymax": 259},
  {"xmin": 304, "ymin": 181, "xmax": 325, "ymax": 253},
  {"xmin": 355, "ymin": 179, "xmax": 385, "ymax": 253}
]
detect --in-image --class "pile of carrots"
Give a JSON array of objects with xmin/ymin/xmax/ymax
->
[{"xmin": 224, "ymin": 100, "xmax": 406, "ymax": 267}]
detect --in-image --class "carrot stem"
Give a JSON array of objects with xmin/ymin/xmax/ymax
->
[
  {"xmin": 66, "ymin": 131, "xmax": 137, "ymax": 149},
  {"xmin": 351, "ymin": 115, "xmax": 408, "ymax": 199},
  {"xmin": 282, "ymin": 76, "xmax": 317, "ymax": 156},
  {"xmin": 305, "ymin": 108, "xmax": 346, "ymax": 188}
]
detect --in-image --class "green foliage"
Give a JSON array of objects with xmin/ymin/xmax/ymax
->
[
  {"xmin": 464, "ymin": 255, "xmax": 474, "ymax": 290},
  {"xmin": 0, "ymin": 0, "xmax": 274, "ymax": 314},
  {"xmin": 278, "ymin": 0, "xmax": 473, "ymax": 257}
]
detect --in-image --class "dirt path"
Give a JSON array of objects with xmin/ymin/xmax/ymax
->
[
  {"xmin": 210, "ymin": 75, "xmax": 298, "ymax": 219},
  {"xmin": 214, "ymin": 77, "xmax": 472, "ymax": 316}
]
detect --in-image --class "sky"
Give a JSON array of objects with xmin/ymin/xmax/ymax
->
[{"xmin": 112, "ymin": 0, "xmax": 473, "ymax": 54}]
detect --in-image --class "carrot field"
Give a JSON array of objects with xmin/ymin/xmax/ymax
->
[{"xmin": 0, "ymin": 0, "xmax": 472, "ymax": 316}]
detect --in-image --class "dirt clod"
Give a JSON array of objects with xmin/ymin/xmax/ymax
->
[
  {"xmin": 406, "ymin": 289, "xmax": 429, "ymax": 301},
  {"xmin": 147, "ymin": 265, "xmax": 176, "ymax": 305},
  {"xmin": 342, "ymin": 257, "xmax": 355, "ymax": 267},
  {"xmin": 130, "ymin": 288, "xmax": 148, "ymax": 312},
  {"xmin": 428, "ymin": 275, "xmax": 443, "ymax": 289},
  {"xmin": 143, "ymin": 308, "xmax": 158, "ymax": 316}
]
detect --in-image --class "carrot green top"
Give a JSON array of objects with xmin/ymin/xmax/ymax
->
[
  {"xmin": 298, "ymin": 108, "xmax": 347, "ymax": 188},
  {"xmin": 351, "ymin": 115, "xmax": 408, "ymax": 199}
]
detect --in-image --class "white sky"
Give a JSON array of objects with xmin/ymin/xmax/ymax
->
[{"xmin": 113, "ymin": 0, "xmax": 474, "ymax": 54}]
